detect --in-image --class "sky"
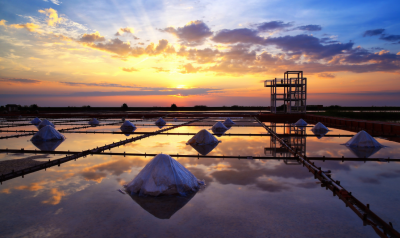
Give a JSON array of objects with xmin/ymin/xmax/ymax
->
[{"xmin": 0, "ymin": 0, "xmax": 399, "ymax": 107}]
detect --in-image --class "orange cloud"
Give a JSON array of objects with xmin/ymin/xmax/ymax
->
[
  {"xmin": 53, "ymin": 34, "xmax": 73, "ymax": 41},
  {"xmin": 80, "ymin": 157, "xmax": 146, "ymax": 183},
  {"xmin": 79, "ymin": 31, "xmax": 106, "ymax": 42},
  {"xmin": 179, "ymin": 63, "xmax": 201, "ymax": 74},
  {"xmin": 0, "ymin": 188, "xmax": 11, "ymax": 194},
  {"xmin": 122, "ymin": 67, "xmax": 138, "ymax": 72},
  {"xmin": 9, "ymin": 23, "xmax": 40, "ymax": 32},
  {"xmin": 0, "ymin": 19, "xmax": 7, "ymax": 27},
  {"xmin": 317, "ymin": 72, "xmax": 335, "ymax": 78},
  {"xmin": 38, "ymin": 8, "xmax": 63, "ymax": 26},
  {"xmin": 115, "ymin": 27, "xmax": 134, "ymax": 36},
  {"xmin": 152, "ymin": 67, "xmax": 170, "ymax": 73},
  {"xmin": 42, "ymin": 188, "xmax": 66, "ymax": 205},
  {"xmin": 15, "ymin": 182, "xmax": 44, "ymax": 191}
]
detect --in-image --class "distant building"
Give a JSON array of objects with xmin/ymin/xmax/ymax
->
[{"xmin": 6, "ymin": 104, "xmax": 19, "ymax": 112}]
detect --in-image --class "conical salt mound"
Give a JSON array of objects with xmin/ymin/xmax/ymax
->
[
  {"xmin": 312, "ymin": 122, "xmax": 329, "ymax": 132},
  {"xmin": 294, "ymin": 119, "xmax": 308, "ymax": 126},
  {"xmin": 155, "ymin": 117, "xmax": 166, "ymax": 126},
  {"xmin": 344, "ymin": 130, "xmax": 384, "ymax": 148},
  {"xmin": 223, "ymin": 118, "xmax": 235, "ymax": 126},
  {"xmin": 120, "ymin": 120, "xmax": 136, "ymax": 130},
  {"xmin": 31, "ymin": 117, "xmax": 41, "ymax": 125},
  {"xmin": 187, "ymin": 129, "xmax": 219, "ymax": 145},
  {"xmin": 89, "ymin": 118, "xmax": 100, "ymax": 125},
  {"xmin": 38, "ymin": 119, "xmax": 55, "ymax": 129},
  {"xmin": 31, "ymin": 125, "xmax": 66, "ymax": 142},
  {"xmin": 125, "ymin": 154, "xmax": 203, "ymax": 196},
  {"xmin": 212, "ymin": 121, "xmax": 228, "ymax": 132}
]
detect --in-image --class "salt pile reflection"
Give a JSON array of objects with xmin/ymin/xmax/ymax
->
[
  {"xmin": 120, "ymin": 127, "xmax": 136, "ymax": 137},
  {"xmin": 128, "ymin": 192, "xmax": 197, "ymax": 219},
  {"xmin": 346, "ymin": 146, "xmax": 382, "ymax": 158},
  {"xmin": 31, "ymin": 139, "xmax": 64, "ymax": 151}
]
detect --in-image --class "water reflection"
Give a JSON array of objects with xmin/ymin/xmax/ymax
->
[
  {"xmin": 311, "ymin": 129, "xmax": 328, "ymax": 139},
  {"xmin": 120, "ymin": 127, "xmax": 136, "ymax": 137},
  {"xmin": 265, "ymin": 123, "xmax": 306, "ymax": 159},
  {"xmin": 128, "ymin": 192, "xmax": 197, "ymax": 219},
  {"xmin": 31, "ymin": 139, "xmax": 64, "ymax": 151},
  {"xmin": 346, "ymin": 146, "xmax": 382, "ymax": 158},
  {"xmin": 211, "ymin": 127, "xmax": 228, "ymax": 137},
  {"xmin": 189, "ymin": 143, "xmax": 219, "ymax": 155},
  {"xmin": 2, "ymin": 119, "xmax": 400, "ymax": 237}
]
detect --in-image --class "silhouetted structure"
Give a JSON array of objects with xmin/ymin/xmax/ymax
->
[{"xmin": 264, "ymin": 71, "xmax": 307, "ymax": 113}]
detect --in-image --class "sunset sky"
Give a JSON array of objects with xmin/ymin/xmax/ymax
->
[{"xmin": 0, "ymin": 0, "xmax": 399, "ymax": 107}]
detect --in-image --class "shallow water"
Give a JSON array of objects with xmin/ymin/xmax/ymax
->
[{"xmin": 0, "ymin": 117, "xmax": 399, "ymax": 237}]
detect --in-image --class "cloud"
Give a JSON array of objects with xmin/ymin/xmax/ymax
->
[
  {"xmin": 67, "ymin": 87, "xmax": 221, "ymax": 97},
  {"xmin": 317, "ymin": 72, "xmax": 335, "ymax": 78},
  {"xmin": 52, "ymin": 33, "xmax": 74, "ymax": 41},
  {"xmin": 9, "ymin": 23, "xmax": 41, "ymax": 32},
  {"xmin": 38, "ymin": 8, "xmax": 63, "ymax": 26},
  {"xmin": 115, "ymin": 27, "xmax": 138, "ymax": 38},
  {"xmin": 0, "ymin": 19, "xmax": 6, "ymax": 27},
  {"xmin": 145, "ymin": 39, "xmax": 175, "ymax": 55},
  {"xmin": 83, "ymin": 38, "xmax": 145, "ymax": 56},
  {"xmin": 152, "ymin": 67, "xmax": 170, "ymax": 73},
  {"xmin": 0, "ymin": 188, "xmax": 11, "ymax": 194},
  {"xmin": 178, "ymin": 46, "xmax": 220, "ymax": 64},
  {"xmin": 311, "ymin": 90, "xmax": 400, "ymax": 96},
  {"xmin": 343, "ymin": 47, "xmax": 400, "ymax": 64},
  {"xmin": 15, "ymin": 183, "xmax": 44, "ymax": 191},
  {"xmin": 380, "ymin": 34, "xmax": 400, "ymax": 42},
  {"xmin": 0, "ymin": 78, "xmax": 41, "ymax": 84},
  {"xmin": 80, "ymin": 158, "xmax": 147, "ymax": 182},
  {"xmin": 161, "ymin": 20, "xmax": 213, "ymax": 46},
  {"xmin": 296, "ymin": 25, "xmax": 322, "ymax": 31},
  {"xmin": 359, "ymin": 177, "xmax": 380, "ymax": 184},
  {"xmin": 79, "ymin": 171, "xmax": 107, "ymax": 183},
  {"xmin": 265, "ymin": 34, "xmax": 354, "ymax": 59},
  {"xmin": 42, "ymin": 188, "xmax": 65, "ymax": 205},
  {"xmin": 377, "ymin": 170, "xmax": 400, "ymax": 179},
  {"xmin": 179, "ymin": 63, "xmax": 201, "ymax": 74},
  {"xmin": 363, "ymin": 29, "xmax": 385, "ymax": 37},
  {"xmin": 43, "ymin": 0, "xmax": 62, "ymax": 5},
  {"xmin": 82, "ymin": 38, "xmax": 174, "ymax": 58},
  {"xmin": 1, "ymin": 86, "xmax": 223, "ymax": 97},
  {"xmin": 209, "ymin": 161, "xmax": 313, "ymax": 192},
  {"xmin": 212, "ymin": 28, "xmax": 265, "ymax": 44},
  {"xmin": 320, "ymin": 37, "xmax": 340, "ymax": 44},
  {"xmin": 78, "ymin": 31, "xmax": 105, "ymax": 42},
  {"xmin": 255, "ymin": 21, "xmax": 293, "ymax": 32},
  {"xmin": 204, "ymin": 62, "xmax": 265, "ymax": 76},
  {"xmin": 122, "ymin": 67, "xmax": 138, "ymax": 72},
  {"xmin": 60, "ymin": 81, "xmax": 137, "ymax": 88}
]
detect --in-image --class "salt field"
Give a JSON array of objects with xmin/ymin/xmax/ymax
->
[{"xmin": 1, "ymin": 116, "xmax": 399, "ymax": 237}]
